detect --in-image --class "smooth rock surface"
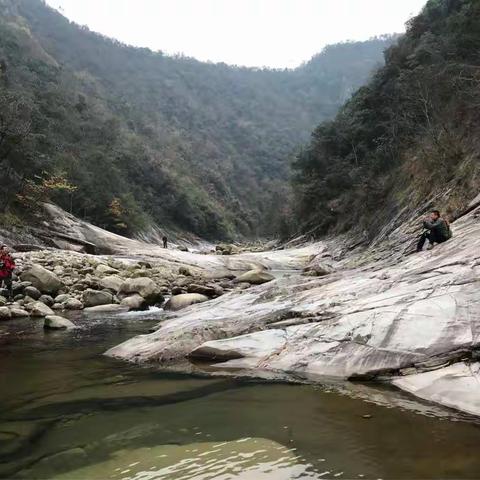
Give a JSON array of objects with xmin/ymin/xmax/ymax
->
[
  {"xmin": 20, "ymin": 264, "xmax": 63, "ymax": 294},
  {"xmin": 164, "ymin": 293, "xmax": 209, "ymax": 312},
  {"xmin": 44, "ymin": 315, "xmax": 76, "ymax": 330},
  {"xmin": 234, "ymin": 269, "xmax": 274, "ymax": 285},
  {"xmin": 107, "ymin": 203, "xmax": 480, "ymax": 416}
]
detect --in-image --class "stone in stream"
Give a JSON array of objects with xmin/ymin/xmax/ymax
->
[
  {"xmin": 95, "ymin": 264, "xmax": 120, "ymax": 276},
  {"xmin": 234, "ymin": 269, "xmax": 274, "ymax": 285},
  {"xmin": 82, "ymin": 289, "xmax": 113, "ymax": 307},
  {"xmin": 55, "ymin": 294, "xmax": 71, "ymax": 303},
  {"xmin": 0, "ymin": 306, "xmax": 11, "ymax": 319},
  {"xmin": 29, "ymin": 302, "xmax": 55, "ymax": 317},
  {"xmin": 20, "ymin": 264, "xmax": 63, "ymax": 294},
  {"xmin": 9, "ymin": 307, "xmax": 30, "ymax": 318},
  {"xmin": 164, "ymin": 293, "xmax": 209, "ymax": 311},
  {"xmin": 44, "ymin": 315, "xmax": 76, "ymax": 330},
  {"xmin": 120, "ymin": 294, "xmax": 146, "ymax": 310}
]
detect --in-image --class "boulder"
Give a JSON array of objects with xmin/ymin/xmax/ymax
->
[
  {"xmin": 0, "ymin": 295, "xmax": 7, "ymax": 307},
  {"xmin": 64, "ymin": 298, "xmax": 84, "ymax": 310},
  {"xmin": 44, "ymin": 315, "xmax": 76, "ymax": 330},
  {"xmin": 13, "ymin": 281, "xmax": 31, "ymax": 295},
  {"xmin": 120, "ymin": 294, "xmax": 146, "ymax": 311},
  {"xmin": 30, "ymin": 302, "xmax": 55, "ymax": 317},
  {"xmin": 55, "ymin": 294, "xmax": 71, "ymax": 303},
  {"xmin": 100, "ymin": 275, "xmax": 124, "ymax": 293},
  {"xmin": 38, "ymin": 294, "xmax": 54, "ymax": 306},
  {"xmin": 24, "ymin": 286, "xmax": 41, "ymax": 300},
  {"xmin": 119, "ymin": 277, "xmax": 162, "ymax": 303},
  {"xmin": 9, "ymin": 307, "xmax": 29, "ymax": 318},
  {"xmin": 234, "ymin": 270, "xmax": 274, "ymax": 285},
  {"xmin": 164, "ymin": 293, "xmax": 209, "ymax": 311},
  {"xmin": 82, "ymin": 289, "xmax": 113, "ymax": 308},
  {"xmin": 20, "ymin": 264, "xmax": 63, "ymax": 294},
  {"xmin": 0, "ymin": 307, "xmax": 11, "ymax": 319},
  {"xmin": 179, "ymin": 267, "xmax": 193, "ymax": 277},
  {"xmin": 95, "ymin": 264, "xmax": 120, "ymax": 276}
]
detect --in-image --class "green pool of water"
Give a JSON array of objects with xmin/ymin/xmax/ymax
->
[{"xmin": 1, "ymin": 313, "xmax": 480, "ymax": 479}]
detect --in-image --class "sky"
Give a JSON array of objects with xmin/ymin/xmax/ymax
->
[{"xmin": 45, "ymin": 0, "xmax": 427, "ymax": 69}]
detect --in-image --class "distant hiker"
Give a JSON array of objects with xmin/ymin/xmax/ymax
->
[
  {"xmin": 0, "ymin": 245, "xmax": 15, "ymax": 300},
  {"xmin": 162, "ymin": 236, "xmax": 168, "ymax": 249},
  {"xmin": 416, "ymin": 210, "xmax": 452, "ymax": 252}
]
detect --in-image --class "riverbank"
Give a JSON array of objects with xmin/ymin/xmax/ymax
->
[{"xmin": 2, "ymin": 199, "xmax": 480, "ymax": 422}]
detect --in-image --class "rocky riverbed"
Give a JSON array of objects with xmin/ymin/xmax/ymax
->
[
  {"xmin": 3, "ymin": 200, "xmax": 480, "ymax": 420},
  {"xmin": 106, "ymin": 202, "xmax": 480, "ymax": 419}
]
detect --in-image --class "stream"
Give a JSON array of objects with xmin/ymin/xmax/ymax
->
[{"xmin": 1, "ymin": 313, "xmax": 480, "ymax": 479}]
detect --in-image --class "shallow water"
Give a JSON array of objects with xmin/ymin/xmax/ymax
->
[{"xmin": 1, "ymin": 314, "xmax": 480, "ymax": 479}]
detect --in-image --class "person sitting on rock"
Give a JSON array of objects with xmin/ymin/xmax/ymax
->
[
  {"xmin": 416, "ymin": 210, "xmax": 452, "ymax": 252},
  {"xmin": 0, "ymin": 245, "xmax": 15, "ymax": 300}
]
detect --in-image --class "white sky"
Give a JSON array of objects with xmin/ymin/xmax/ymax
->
[{"xmin": 45, "ymin": 0, "xmax": 427, "ymax": 68}]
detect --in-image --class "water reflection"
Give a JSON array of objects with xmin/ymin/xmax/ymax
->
[{"xmin": 1, "ymin": 315, "xmax": 480, "ymax": 479}]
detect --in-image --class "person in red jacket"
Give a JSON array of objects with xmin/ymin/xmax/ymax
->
[{"xmin": 0, "ymin": 245, "xmax": 15, "ymax": 300}]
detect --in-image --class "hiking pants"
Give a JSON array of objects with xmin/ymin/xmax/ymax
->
[
  {"xmin": 416, "ymin": 231, "xmax": 446, "ymax": 251},
  {"xmin": 1, "ymin": 274, "xmax": 13, "ymax": 299}
]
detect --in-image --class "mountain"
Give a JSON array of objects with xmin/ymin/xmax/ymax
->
[
  {"xmin": 0, "ymin": 0, "xmax": 394, "ymax": 240},
  {"xmin": 292, "ymin": 0, "xmax": 480, "ymax": 239}
]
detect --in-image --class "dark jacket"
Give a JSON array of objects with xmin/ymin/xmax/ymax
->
[{"xmin": 423, "ymin": 218, "xmax": 452, "ymax": 242}]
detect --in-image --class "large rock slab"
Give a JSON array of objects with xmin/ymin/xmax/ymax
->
[
  {"xmin": 392, "ymin": 363, "xmax": 480, "ymax": 417},
  {"xmin": 20, "ymin": 264, "xmax": 63, "ymax": 294}
]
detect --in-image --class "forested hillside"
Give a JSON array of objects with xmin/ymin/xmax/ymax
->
[
  {"xmin": 292, "ymin": 0, "xmax": 480, "ymax": 238},
  {"xmin": 0, "ymin": 0, "xmax": 393, "ymax": 239}
]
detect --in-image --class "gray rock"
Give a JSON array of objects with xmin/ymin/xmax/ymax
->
[
  {"xmin": 0, "ymin": 296, "xmax": 7, "ymax": 307},
  {"xmin": 64, "ymin": 298, "xmax": 84, "ymax": 310},
  {"xmin": 95, "ymin": 264, "xmax": 120, "ymax": 276},
  {"xmin": 82, "ymin": 289, "xmax": 113, "ymax": 307},
  {"xmin": 164, "ymin": 293, "xmax": 209, "ymax": 311},
  {"xmin": 100, "ymin": 275, "xmax": 124, "ymax": 292},
  {"xmin": 120, "ymin": 294, "xmax": 146, "ymax": 310},
  {"xmin": 179, "ymin": 267, "xmax": 193, "ymax": 276},
  {"xmin": 20, "ymin": 264, "xmax": 63, "ymax": 294},
  {"xmin": 24, "ymin": 286, "xmax": 41, "ymax": 300},
  {"xmin": 44, "ymin": 315, "xmax": 76, "ymax": 330},
  {"xmin": 0, "ymin": 307, "xmax": 11, "ymax": 319},
  {"xmin": 187, "ymin": 284, "xmax": 219, "ymax": 297},
  {"xmin": 119, "ymin": 277, "xmax": 162, "ymax": 303},
  {"xmin": 30, "ymin": 302, "xmax": 55, "ymax": 317},
  {"xmin": 234, "ymin": 270, "xmax": 274, "ymax": 285},
  {"xmin": 38, "ymin": 294, "xmax": 54, "ymax": 306},
  {"xmin": 9, "ymin": 307, "xmax": 30, "ymax": 318},
  {"xmin": 55, "ymin": 294, "xmax": 71, "ymax": 303}
]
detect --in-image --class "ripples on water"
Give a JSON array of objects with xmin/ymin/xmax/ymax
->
[{"xmin": 1, "ymin": 314, "xmax": 480, "ymax": 479}]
